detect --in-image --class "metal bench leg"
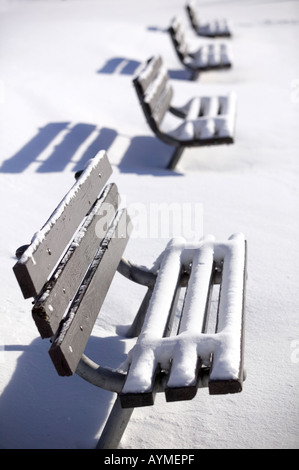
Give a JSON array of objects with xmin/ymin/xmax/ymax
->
[
  {"xmin": 167, "ymin": 146, "xmax": 184, "ymax": 170},
  {"xmin": 191, "ymin": 69, "xmax": 200, "ymax": 80},
  {"xmin": 95, "ymin": 395, "xmax": 134, "ymax": 449},
  {"xmin": 126, "ymin": 287, "xmax": 153, "ymax": 338}
]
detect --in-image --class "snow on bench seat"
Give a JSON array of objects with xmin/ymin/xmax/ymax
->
[
  {"xmin": 120, "ymin": 233, "xmax": 246, "ymax": 407},
  {"xmin": 189, "ymin": 43, "xmax": 232, "ymax": 69},
  {"xmin": 167, "ymin": 92, "xmax": 237, "ymax": 141},
  {"xmin": 197, "ymin": 20, "xmax": 231, "ymax": 38}
]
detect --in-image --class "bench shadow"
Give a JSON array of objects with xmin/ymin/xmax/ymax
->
[
  {"xmin": 96, "ymin": 56, "xmax": 191, "ymax": 81},
  {"xmin": 0, "ymin": 335, "xmax": 127, "ymax": 449},
  {"xmin": 168, "ymin": 69, "xmax": 194, "ymax": 80},
  {"xmin": 97, "ymin": 57, "xmax": 142, "ymax": 75},
  {"xmin": 146, "ymin": 26, "xmax": 168, "ymax": 33},
  {"xmin": 0, "ymin": 123, "xmax": 117, "ymax": 173},
  {"xmin": 0, "ymin": 121, "xmax": 184, "ymax": 176},
  {"xmin": 118, "ymin": 135, "xmax": 183, "ymax": 176}
]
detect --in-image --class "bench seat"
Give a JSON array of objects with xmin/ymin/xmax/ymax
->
[
  {"xmin": 167, "ymin": 93, "xmax": 237, "ymax": 142},
  {"xmin": 190, "ymin": 43, "xmax": 231, "ymax": 69},
  {"xmin": 120, "ymin": 233, "xmax": 247, "ymax": 407}
]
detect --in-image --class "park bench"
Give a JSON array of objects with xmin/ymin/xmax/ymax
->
[
  {"xmin": 133, "ymin": 55, "xmax": 237, "ymax": 170},
  {"xmin": 168, "ymin": 17, "xmax": 232, "ymax": 80},
  {"xmin": 186, "ymin": 1, "xmax": 232, "ymax": 38},
  {"xmin": 13, "ymin": 150, "xmax": 247, "ymax": 449}
]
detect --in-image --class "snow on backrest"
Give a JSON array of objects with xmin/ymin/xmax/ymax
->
[
  {"xmin": 170, "ymin": 17, "xmax": 189, "ymax": 57},
  {"xmin": 137, "ymin": 56, "xmax": 164, "ymax": 94},
  {"xmin": 136, "ymin": 56, "xmax": 173, "ymax": 126},
  {"xmin": 13, "ymin": 151, "xmax": 113, "ymax": 299}
]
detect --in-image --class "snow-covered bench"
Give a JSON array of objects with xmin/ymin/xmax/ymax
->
[
  {"xmin": 120, "ymin": 232, "xmax": 247, "ymax": 407},
  {"xmin": 168, "ymin": 17, "xmax": 232, "ymax": 80},
  {"xmin": 186, "ymin": 1, "xmax": 232, "ymax": 38},
  {"xmin": 13, "ymin": 150, "xmax": 247, "ymax": 449},
  {"xmin": 133, "ymin": 55, "xmax": 237, "ymax": 170}
]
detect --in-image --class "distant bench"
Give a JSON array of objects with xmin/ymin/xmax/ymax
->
[
  {"xmin": 13, "ymin": 150, "xmax": 247, "ymax": 448},
  {"xmin": 133, "ymin": 55, "xmax": 237, "ymax": 170},
  {"xmin": 168, "ymin": 17, "xmax": 232, "ymax": 80},
  {"xmin": 186, "ymin": 1, "xmax": 232, "ymax": 38}
]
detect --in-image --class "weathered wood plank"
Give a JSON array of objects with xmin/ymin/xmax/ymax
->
[
  {"xmin": 136, "ymin": 56, "xmax": 163, "ymax": 93},
  {"xmin": 137, "ymin": 57, "xmax": 173, "ymax": 127},
  {"xmin": 120, "ymin": 365, "xmax": 161, "ymax": 409},
  {"xmin": 165, "ymin": 358, "xmax": 202, "ymax": 403},
  {"xmin": 209, "ymin": 240, "xmax": 247, "ymax": 394},
  {"xmin": 32, "ymin": 183, "xmax": 120, "ymax": 338},
  {"xmin": 120, "ymin": 249, "xmax": 182, "ymax": 408},
  {"xmin": 49, "ymin": 209, "xmax": 132, "ymax": 376},
  {"xmin": 13, "ymin": 150, "xmax": 112, "ymax": 299},
  {"xmin": 152, "ymin": 85, "xmax": 173, "ymax": 127},
  {"xmin": 145, "ymin": 68, "xmax": 169, "ymax": 112}
]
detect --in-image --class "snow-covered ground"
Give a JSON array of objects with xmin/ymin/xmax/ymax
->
[{"xmin": 0, "ymin": 0, "xmax": 299, "ymax": 449}]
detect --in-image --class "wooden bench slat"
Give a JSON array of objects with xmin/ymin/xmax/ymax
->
[
  {"xmin": 151, "ymin": 85, "xmax": 174, "ymax": 127},
  {"xmin": 209, "ymin": 239, "xmax": 247, "ymax": 394},
  {"xmin": 171, "ymin": 20, "xmax": 188, "ymax": 59},
  {"xmin": 13, "ymin": 150, "xmax": 112, "ymax": 299},
  {"xmin": 165, "ymin": 357, "xmax": 202, "ymax": 403},
  {"xmin": 178, "ymin": 243, "xmax": 215, "ymax": 334},
  {"xmin": 186, "ymin": 2, "xmax": 199, "ymax": 31},
  {"xmin": 144, "ymin": 68, "xmax": 170, "ymax": 114},
  {"xmin": 164, "ymin": 247, "xmax": 215, "ymax": 402},
  {"xmin": 137, "ymin": 55, "xmax": 163, "ymax": 93},
  {"xmin": 49, "ymin": 209, "xmax": 132, "ymax": 376},
  {"xmin": 135, "ymin": 57, "xmax": 174, "ymax": 128},
  {"xmin": 32, "ymin": 183, "xmax": 120, "ymax": 338}
]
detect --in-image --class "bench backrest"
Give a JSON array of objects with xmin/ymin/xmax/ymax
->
[
  {"xmin": 186, "ymin": 2, "xmax": 199, "ymax": 32},
  {"xmin": 168, "ymin": 18, "xmax": 189, "ymax": 63},
  {"xmin": 13, "ymin": 150, "xmax": 132, "ymax": 376},
  {"xmin": 133, "ymin": 56, "xmax": 173, "ymax": 132}
]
